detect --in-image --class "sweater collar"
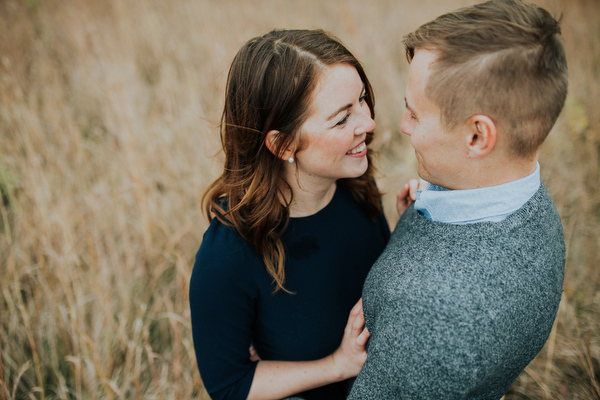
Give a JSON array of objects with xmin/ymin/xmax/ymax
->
[{"xmin": 414, "ymin": 163, "xmax": 541, "ymax": 224}]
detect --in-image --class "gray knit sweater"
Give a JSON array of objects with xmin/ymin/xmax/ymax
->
[{"xmin": 348, "ymin": 184, "xmax": 565, "ymax": 399}]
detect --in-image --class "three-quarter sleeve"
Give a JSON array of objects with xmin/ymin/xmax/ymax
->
[{"xmin": 189, "ymin": 221, "xmax": 259, "ymax": 400}]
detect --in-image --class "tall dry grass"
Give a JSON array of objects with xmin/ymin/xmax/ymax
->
[{"xmin": 0, "ymin": 0, "xmax": 598, "ymax": 399}]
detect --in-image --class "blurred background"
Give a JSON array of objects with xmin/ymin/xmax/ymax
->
[{"xmin": 0, "ymin": 0, "xmax": 598, "ymax": 398}]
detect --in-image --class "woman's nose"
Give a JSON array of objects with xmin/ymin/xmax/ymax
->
[{"xmin": 357, "ymin": 107, "xmax": 376, "ymax": 134}]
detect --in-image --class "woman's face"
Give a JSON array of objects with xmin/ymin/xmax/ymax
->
[{"xmin": 291, "ymin": 63, "xmax": 376, "ymax": 189}]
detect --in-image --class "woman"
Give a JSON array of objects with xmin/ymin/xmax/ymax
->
[{"xmin": 189, "ymin": 29, "xmax": 390, "ymax": 400}]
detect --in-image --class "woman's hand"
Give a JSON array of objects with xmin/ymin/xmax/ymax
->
[
  {"xmin": 249, "ymin": 345, "xmax": 261, "ymax": 362},
  {"xmin": 330, "ymin": 298, "xmax": 370, "ymax": 380},
  {"xmin": 397, "ymin": 178, "xmax": 427, "ymax": 216},
  {"xmin": 247, "ymin": 299, "xmax": 370, "ymax": 399}
]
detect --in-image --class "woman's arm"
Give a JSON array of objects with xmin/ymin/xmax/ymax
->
[
  {"xmin": 247, "ymin": 299, "xmax": 370, "ymax": 400},
  {"xmin": 190, "ymin": 224, "xmax": 262, "ymax": 400}
]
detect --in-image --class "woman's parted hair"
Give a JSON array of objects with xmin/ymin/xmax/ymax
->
[
  {"xmin": 403, "ymin": 0, "xmax": 568, "ymax": 158},
  {"xmin": 203, "ymin": 29, "xmax": 382, "ymax": 292}
]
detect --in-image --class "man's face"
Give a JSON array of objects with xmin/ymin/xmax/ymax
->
[{"xmin": 400, "ymin": 49, "xmax": 466, "ymax": 189}]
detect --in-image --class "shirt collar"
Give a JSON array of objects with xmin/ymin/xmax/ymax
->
[{"xmin": 414, "ymin": 163, "xmax": 541, "ymax": 224}]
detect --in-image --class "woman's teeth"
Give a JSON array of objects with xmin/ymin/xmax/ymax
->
[{"xmin": 347, "ymin": 142, "xmax": 366, "ymax": 155}]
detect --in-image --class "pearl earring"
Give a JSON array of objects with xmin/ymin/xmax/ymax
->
[{"xmin": 288, "ymin": 157, "xmax": 294, "ymax": 163}]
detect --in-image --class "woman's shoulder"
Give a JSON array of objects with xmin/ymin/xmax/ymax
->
[
  {"xmin": 190, "ymin": 217, "xmax": 262, "ymax": 304},
  {"xmin": 193, "ymin": 217, "xmax": 261, "ymax": 281},
  {"xmin": 201, "ymin": 215, "xmax": 245, "ymax": 247}
]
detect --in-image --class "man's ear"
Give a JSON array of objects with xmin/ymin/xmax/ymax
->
[
  {"xmin": 466, "ymin": 115, "xmax": 496, "ymax": 158},
  {"xmin": 265, "ymin": 130, "xmax": 294, "ymax": 161}
]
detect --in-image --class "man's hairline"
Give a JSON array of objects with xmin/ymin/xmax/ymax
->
[
  {"xmin": 407, "ymin": 45, "xmax": 508, "ymax": 132},
  {"xmin": 406, "ymin": 46, "xmax": 456, "ymax": 130}
]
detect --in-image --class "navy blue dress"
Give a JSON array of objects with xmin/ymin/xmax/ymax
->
[{"xmin": 189, "ymin": 185, "xmax": 390, "ymax": 399}]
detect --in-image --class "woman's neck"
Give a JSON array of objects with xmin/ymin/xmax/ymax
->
[{"xmin": 285, "ymin": 179, "xmax": 338, "ymax": 218}]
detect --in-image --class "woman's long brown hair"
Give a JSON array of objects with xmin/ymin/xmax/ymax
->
[{"xmin": 203, "ymin": 29, "xmax": 383, "ymax": 292}]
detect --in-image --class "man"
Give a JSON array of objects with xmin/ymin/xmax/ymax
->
[{"xmin": 348, "ymin": 1, "xmax": 567, "ymax": 398}]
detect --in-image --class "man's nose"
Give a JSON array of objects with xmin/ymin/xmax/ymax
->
[{"xmin": 400, "ymin": 110, "xmax": 412, "ymax": 136}]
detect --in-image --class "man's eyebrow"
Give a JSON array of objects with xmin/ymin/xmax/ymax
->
[
  {"xmin": 326, "ymin": 84, "xmax": 366, "ymax": 121},
  {"xmin": 404, "ymin": 97, "xmax": 417, "ymax": 117}
]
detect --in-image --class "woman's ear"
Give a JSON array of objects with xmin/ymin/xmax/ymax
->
[
  {"xmin": 466, "ymin": 115, "xmax": 497, "ymax": 158},
  {"xmin": 265, "ymin": 130, "xmax": 295, "ymax": 161}
]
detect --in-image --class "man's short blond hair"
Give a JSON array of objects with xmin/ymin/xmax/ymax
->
[{"xmin": 403, "ymin": 0, "xmax": 568, "ymax": 158}]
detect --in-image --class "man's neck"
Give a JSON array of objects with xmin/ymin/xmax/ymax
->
[
  {"xmin": 416, "ymin": 162, "xmax": 541, "ymax": 224},
  {"xmin": 441, "ymin": 157, "xmax": 538, "ymax": 190}
]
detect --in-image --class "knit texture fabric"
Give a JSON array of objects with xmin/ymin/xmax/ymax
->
[{"xmin": 348, "ymin": 184, "xmax": 565, "ymax": 400}]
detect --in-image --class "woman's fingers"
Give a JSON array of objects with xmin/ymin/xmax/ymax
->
[
  {"xmin": 352, "ymin": 311, "xmax": 369, "ymax": 347},
  {"xmin": 356, "ymin": 328, "xmax": 370, "ymax": 347},
  {"xmin": 350, "ymin": 298, "xmax": 362, "ymax": 315},
  {"xmin": 408, "ymin": 178, "xmax": 420, "ymax": 201},
  {"xmin": 396, "ymin": 183, "xmax": 410, "ymax": 202},
  {"xmin": 352, "ymin": 306, "xmax": 365, "ymax": 331},
  {"xmin": 348, "ymin": 298, "xmax": 363, "ymax": 324},
  {"xmin": 397, "ymin": 178, "xmax": 429, "ymax": 216},
  {"xmin": 396, "ymin": 184, "xmax": 410, "ymax": 216},
  {"xmin": 249, "ymin": 345, "xmax": 261, "ymax": 361}
]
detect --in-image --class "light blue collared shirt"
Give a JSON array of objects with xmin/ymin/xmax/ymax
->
[{"xmin": 414, "ymin": 163, "xmax": 541, "ymax": 224}]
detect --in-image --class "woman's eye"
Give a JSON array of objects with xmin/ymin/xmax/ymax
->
[
  {"xmin": 336, "ymin": 113, "xmax": 350, "ymax": 126},
  {"xmin": 359, "ymin": 92, "xmax": 368, "ymax": 103}
]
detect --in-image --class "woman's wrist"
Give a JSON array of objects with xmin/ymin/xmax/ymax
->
[
  {"xmin": 329, "ymin": 346, "xmax": 359, "ymax": 382},
  {"xmin": 249, "ymin": 357, "xmax": 346, "ymax": 400}
]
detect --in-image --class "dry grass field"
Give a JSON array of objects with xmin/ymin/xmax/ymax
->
[{"xmin": 0, "ymin": 0, "xmax": 598, "ymax": 398}]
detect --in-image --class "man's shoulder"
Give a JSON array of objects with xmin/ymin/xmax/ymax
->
[
  {"xmin": 369, "ymin": 184, "xmax": 565, "ymax": 295},
  {"xmin": 503, "ymin": 182, "xmax": 563, "ymax": 241}
]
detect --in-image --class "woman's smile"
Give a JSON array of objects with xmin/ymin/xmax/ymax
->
[{"xmin": 346, "ymin": 141, "xmax": 367, "ymax": 157}]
